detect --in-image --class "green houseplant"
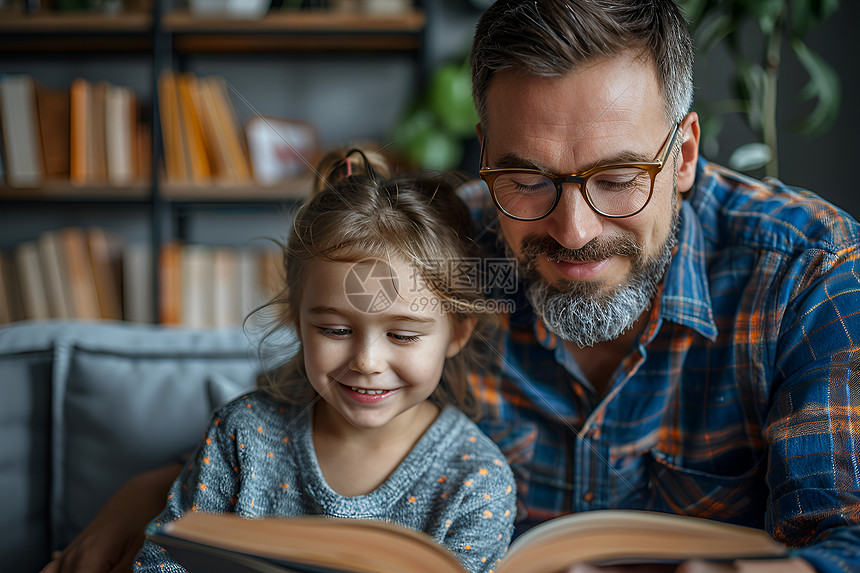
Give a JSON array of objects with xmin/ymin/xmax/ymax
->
[
  {"xmin": 678, "ymin": 0, "xmax": 841, "ymax": 176},
  {"xmin": 392, "ymin": 56, "xmax": 478, "ymax": 172}
]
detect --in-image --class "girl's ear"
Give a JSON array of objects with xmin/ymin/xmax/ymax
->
[{"xmin": 445, "ymin": 316, "xmax": 477, "ymax": 358}]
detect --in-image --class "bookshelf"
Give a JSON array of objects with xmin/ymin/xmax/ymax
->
[
  {"xmin": 0, "ymin": 180, "xmax": 151, "ymax": 201},
  {"xmin": 0, "ymin": 0, "xmax": 428, "ymax": 325},
  {"xmin": 164, "ymin": 9, "xmax": 425, "ymax": 51},
  {"xmin": 0, "ymin": 11, "xmax": 154, "ymax": 52}
]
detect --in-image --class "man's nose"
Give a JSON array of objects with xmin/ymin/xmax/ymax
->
[{"xmin": 546, "ymin": 183, "xmax": 604, "ymax": 250}]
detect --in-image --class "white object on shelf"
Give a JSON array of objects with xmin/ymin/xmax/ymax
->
[
  {"xmin": 362, "ymin": 0, "xmax": 410, "ymax": 14},
  {"xmin": 245, "ymin": 116, "xmax": 319, "ymax": 187},
  {"xmin": 189, "ymin": 0, "xmax": 270, "ymax": 19}
]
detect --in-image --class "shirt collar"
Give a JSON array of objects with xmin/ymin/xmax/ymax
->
[{"xmin": 659, "ymin": 199, "xmax": 718, "ymax": 341}]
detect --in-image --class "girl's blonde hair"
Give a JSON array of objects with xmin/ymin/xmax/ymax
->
[{"xmin": 250, "ymin": 147, "xmax": 490, "ymax": 419}]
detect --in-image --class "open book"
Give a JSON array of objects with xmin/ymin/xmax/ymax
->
[{"xmin": 148, "ymin": 509, "xmax": 788, "ymax": 573}]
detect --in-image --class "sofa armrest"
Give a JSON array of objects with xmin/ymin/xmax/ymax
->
[{"xmin": 0, "ymin": 320, "xmax": 293, "ymax": 571}]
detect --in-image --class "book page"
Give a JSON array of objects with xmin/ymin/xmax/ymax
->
[
  {"xmin": 499, "ymin": 510, "xmax": 786, "ymax": 573},
  {"xmin": 154, "ymin": 513, "xmax": 466, "ymax": 573}
]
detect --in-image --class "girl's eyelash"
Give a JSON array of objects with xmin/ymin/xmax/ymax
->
[
  {"xmin": 320, "ymin": 327, "xmax": 351, "ymax": 336},
  {"xmin": 389, "ymin": 333, "xmax": 421, "ymax": 343},
  {"xmin": 317, "ymin": 328, "xmax": 419, "ymax": 343}
]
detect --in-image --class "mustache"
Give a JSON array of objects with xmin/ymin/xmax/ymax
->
[{"xmin": 519, "ymin": 234, "xmax": 641, "ymax": 263}]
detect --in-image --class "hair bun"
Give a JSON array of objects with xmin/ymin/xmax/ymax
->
[{"xmin": 313, "ymin": 147, "xmax": 393, "ymax": 194}]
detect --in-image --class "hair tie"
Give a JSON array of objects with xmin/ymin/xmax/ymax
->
[
  {"xmin": 341, "ymin": 148, "xmax": 378, "ymax": 182},
  {"xmin": 342, "ymin": 156, "xmax": 353, "ymax": 177}
]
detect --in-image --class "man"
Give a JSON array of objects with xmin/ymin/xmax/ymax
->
[
  {"xmin": 464, "ymin": 1, "xmax": 860, "ymax": 572},
  {"xmin": 44, "ymin": 1, "xmax": 859, "ymax": 572}
]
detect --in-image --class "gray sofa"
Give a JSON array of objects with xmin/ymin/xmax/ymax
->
[{"xmin": 1, "ymin": 320, "xmax": 270, "ymax": 573}]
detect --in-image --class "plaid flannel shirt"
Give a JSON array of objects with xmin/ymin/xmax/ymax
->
[{"xmin": 460, "ymin": 158, "xmax": 860, "ymax": 572}]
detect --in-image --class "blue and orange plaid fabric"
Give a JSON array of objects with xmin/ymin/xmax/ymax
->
[{"xmin": 460, "ymin": 158, "xmax": 860, "ymax": 572}]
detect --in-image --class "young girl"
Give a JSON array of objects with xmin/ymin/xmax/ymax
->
[{"xmin": 134, "ymin": 148, "xmax": 517, "ymax": 573}]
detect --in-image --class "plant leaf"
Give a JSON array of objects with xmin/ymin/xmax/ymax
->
[
  {"xmin": 733, "ymin": 60, "xmax": 766, "ymax": 133},
  {"xmin": 790, "ymin": 0, "xmax": 813, "ymax": 35},
  {"xmin": 700, "ymin": 114, "xmax": 725, "ymax": 159},
  {"xmin": 739, "ymin": 0, "xmax": 785, "ymax": 35},
  {"xmin": 728, "ymin": 142, "xmax": 772, "ymax": 172},
  {"xmin": 429, "ymin": 63, "xmax": 479, "ymax": 138},
  {"xmin": 790, "ymin": 0, "xmax": 839, "ymax": 36},
  {"xmin": 676, "ymin": 0, "xmax": 708, "ymax": 31},
  {"xmin": 790, "ymin": 38, "xmax": 841, "ymax": 134},
  {"xmin": 412, "ymin": 131, "xmax": 462, "ymax": 171},
  {"xmin": 696, "ymin": 13, "xmax": 737, "ymax": 53},
  {"xmin": 817, "ymin": 0, "xmax": 840, "ymax": 18}
]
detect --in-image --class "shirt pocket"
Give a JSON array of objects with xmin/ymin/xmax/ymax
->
[{"xmin": 646, "ymin": 448, "xmax": 768, "ymax": 526}]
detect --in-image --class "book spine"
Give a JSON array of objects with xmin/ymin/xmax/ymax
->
[
  {"xmin": 158, "ymin": 71, "xmax": 187, "ymax": 183},
  {"xmin": 70, "ymin": 78, "xmax": 90, "ymax": 186},
  {"xmin": 122, "ymin": 242, "xmax": 153, "ymax": 323},
  {"xmin": 0, "ymin": 74, "xmax": 44, "ymax": 188},
  {"xmin": 14, "ymin": 241, "xmax": 50, "ymax": 320},
  {"xmin": 35, "ymin": 84, "xmax": 71, "ymax": 181},
  {"xmin": 176, "ymin": 74, "xmax": 212, "ymax": 184},
  {"xmin": 60, "ymin": 226, "xmax": 102, "ymax": 320},
  {"xmin": 105, "ymin": 85, "xmax": 134, "ymax": 187}
]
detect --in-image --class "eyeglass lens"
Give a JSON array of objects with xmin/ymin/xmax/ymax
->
[{"xmin": 493, "ymin": 166, "xmax": 653, "ymax": 218}]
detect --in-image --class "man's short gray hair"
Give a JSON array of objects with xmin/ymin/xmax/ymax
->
[{"xmin": 471, "ymin": 0, "xmax": 694, "ymax": 131}]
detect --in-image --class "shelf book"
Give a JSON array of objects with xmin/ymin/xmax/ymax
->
[
  {"xmin": 0, "ymin": 74, "xmax": 149, "ymax": 189},
  {"xmin": 0, "ymin": 228, "xmax": 281, "ymax": 326},
  {"xmin": 156, "ymin": 241, "xmax": 281, "ymax": 328},
  {"xmin": 158, "ymin": 70, "xmax": 254, "ymax": 185},
  {"xmin": 0, "ymin": 74, "xmax": 43, "ymax": 188},
  {"xmin": 0, "ymin": 251, "xmax": 23, "ymax": 325},
  {"xmin": 37, "ymin": 230, "xmax": 73, "ymax": 319},
  {"xmin": 148, "ymin": 510, "xmax": 788, "ymax": 573},
  {"xmin": 104, "ymin": 84, "xmax": 136, "ymax": 186},
  {"xmin": 35, "ymin": 83, "xmax": 71, "ymax": 181},
  {"xmin": 13, "ymin": 241, "xmax": 49, "ymax": 321},
  {"xmin": 101, "ymin": 80, "xmax": 145, "ymax": 185}
]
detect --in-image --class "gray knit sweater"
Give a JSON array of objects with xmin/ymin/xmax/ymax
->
[{"xmin": 134, "ymin": 391, "xmax": 517, "ymax": 573}]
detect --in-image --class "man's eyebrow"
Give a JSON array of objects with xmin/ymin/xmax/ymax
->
[
  {"xmin": 493, "ymin": 150, "xmax": 654, "ymax": 174},
  {"xmin": 494, "ymin": 153, "xmax": 544, "ymax": 170}
]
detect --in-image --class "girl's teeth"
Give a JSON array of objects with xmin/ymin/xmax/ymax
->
[{"xmin": 350, "ymin": 387, "xmax": 385, "ymax": 395}]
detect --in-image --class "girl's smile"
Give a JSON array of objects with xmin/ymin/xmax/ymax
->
[{"xmin": 340, "ymin": 382, "xmax": 399, "ymax": 403}]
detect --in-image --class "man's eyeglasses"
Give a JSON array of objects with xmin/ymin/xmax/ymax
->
[{"xmin": 479, "ymin": 125, "xmax": 681, "ymax": 221}]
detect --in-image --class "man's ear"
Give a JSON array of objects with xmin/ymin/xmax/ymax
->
[
  {"xmin": 446, "ymin": 316, "xmax": 477, "ymax": 358},
  {"xmin": 476, "ymin": 122, "xmax": 484, "ymax": 144},
  {"xmin": 676, "ymin": 112, "xmax": 700, "ymax": 195}
]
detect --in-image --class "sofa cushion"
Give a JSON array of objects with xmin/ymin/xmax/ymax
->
[
  {"xmin": 0, "ymin": 324, "xmax": 55, "ymax": 573},
  {"xmin": 50, "ymin": 322, "xmax": 263, "ymax": 550}
]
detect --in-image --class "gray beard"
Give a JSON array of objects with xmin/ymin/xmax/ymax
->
[{"xmin": 513, "ymin": 206, "xmax": 680, "ymax": 348}]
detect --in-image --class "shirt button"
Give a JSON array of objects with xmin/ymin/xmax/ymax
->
[{"xmin": 583, "ymin": 491, "xmax": 595, "ymax": 503}]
